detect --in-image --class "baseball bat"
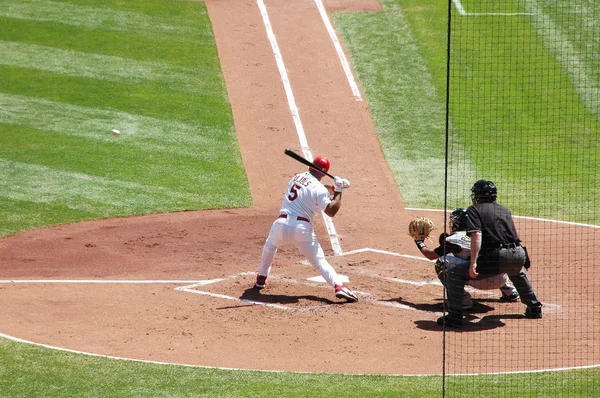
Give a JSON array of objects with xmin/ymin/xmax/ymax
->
[{"xmin": 284, "ymin": 148, "xmax": 335, "ymax": 179}]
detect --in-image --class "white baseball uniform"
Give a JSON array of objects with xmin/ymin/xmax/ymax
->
[{"xmin": 258, "ymin": 171, "xmax": 345, "ymax": 286}]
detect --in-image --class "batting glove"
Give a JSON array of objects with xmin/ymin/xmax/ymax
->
[{"xmin": 333, "ymin": 176, "xmax": 344, "ymax": 192}]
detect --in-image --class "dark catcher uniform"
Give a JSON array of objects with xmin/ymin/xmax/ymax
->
[
  {"xmin": 439, "ymin": 180, "xmax": 543, "ymax": 328},
  {"xmin": 466, "ymin": 202, "xmax": 541, "ymax": 306}
]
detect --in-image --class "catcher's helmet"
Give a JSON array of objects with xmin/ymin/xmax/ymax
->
[
  {"xmin": 471, "ymin": 179, "xmax": 497, "ymax": 202},
  {"xmin": 310, "ymin": 156, "xmax": 330, "ymax": 174},
  {"xmin": 449, "ymin": 208, "xmax": 468, "ymax": 232}
]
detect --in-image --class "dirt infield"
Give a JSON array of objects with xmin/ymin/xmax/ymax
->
[{"xmin": 1, "ymin": 0, "xmax": 598, "ymax": 375}]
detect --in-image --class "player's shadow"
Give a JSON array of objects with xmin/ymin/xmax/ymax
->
[
  {"xmin": 382, "ymin": 297, "xmax": 508, "ymax": 332},
  {"xmin": 465, "ymin": 300, "xmax": 497, "ymax": 314},
  {"xmin": 240, "ymin": 288, "xmax": 337, "ymax": 305},
  {"xmin": 415, "ymin": 311, "xmax": 528, "ymax": 332},
  {"xmin": 477, "ymin": 313, "xmax": 529, "ymax": 323},
  {"xmin": 383, "ymin": 298, "xmax": 495, "ymax": 314},
  {"xmin": 414, "ymin": 316, "xmax": 507, "ymax": 332}
]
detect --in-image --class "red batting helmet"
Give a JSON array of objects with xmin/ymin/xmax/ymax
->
[{"xmin": 310, "ymin": 156, "xmax": 330, "ymax": 174}]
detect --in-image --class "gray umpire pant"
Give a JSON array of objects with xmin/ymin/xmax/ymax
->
[{"xmin": 445, "ymin": 246, "xmax": 541, "ymax": 315}]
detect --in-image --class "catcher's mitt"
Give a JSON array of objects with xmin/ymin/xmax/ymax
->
[{"xmin": 408, "ymin": 217, "xmax": 436, "ymax": 241}]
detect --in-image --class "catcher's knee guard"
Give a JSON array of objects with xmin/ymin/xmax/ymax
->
[{"xmin": 434, "ymin": 258, "xmax": 448, "ymax": 284}]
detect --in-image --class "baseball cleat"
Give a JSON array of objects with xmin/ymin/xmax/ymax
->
[
  {"xmin": 499, "ymin": 284, "xmax": 519, "ymax": 302},
  {"xmin": 524, "ymin": 305, "xmax": 542, "ymax": 319},
  {"xmin": 500, "ymin": 291, "xmax": 520, "ymax": 302},
  {"xmin": 254, "ymin": 275, "xmax": 267, "ymax": 290},
  {"xmin": 334, "ymin": 284, "xmax": 358, "ymax": 302},
  {"xmin": 437, "ymin": 313, "xmax": 464, "ymax": 328}
]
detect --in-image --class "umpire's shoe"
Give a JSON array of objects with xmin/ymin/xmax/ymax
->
[
  {"xmin": 524, "ymin": 304, "xmax": 543, "ymax": 319},
  {"xmin": 500, "ymin": 291, "xmax": 519, "ymax": 302},
  {"xmin": 437, "ymin": 312, "xmax": 464, "ymax": 328}
]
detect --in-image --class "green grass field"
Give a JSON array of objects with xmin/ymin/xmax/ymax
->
[
  {"xmin": 1, "ymin": 0, "xmax": 598, "ymax": 396},
  {"xmin": 0, "ymin": 0, "xmax": 250, "ymax": 237},
  {"xmin": 335, "ymin": 0, "xmax": 600, "ymax": 223}
]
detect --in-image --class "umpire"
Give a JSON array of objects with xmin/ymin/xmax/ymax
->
[{"xmin": 438, "ymin": 179, "xmax": 543, "ymax": 328}]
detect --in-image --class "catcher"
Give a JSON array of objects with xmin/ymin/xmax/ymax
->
[{"xmin": 409, "ymin": 209, "xmax": 519, "ymax": 309}]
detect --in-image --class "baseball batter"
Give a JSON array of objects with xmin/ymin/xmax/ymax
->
[
  {"xmin": 414, "ymin": 208, "xmax": 519, "ymax": 309},
  {"xmin": 253, "ymin": 155, "xmax": 358, "ymax": 302}
]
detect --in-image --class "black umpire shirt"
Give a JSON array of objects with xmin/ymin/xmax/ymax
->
[{"xmin": 465, "ymin": 201, "xmax": 521, "ymax": 273}]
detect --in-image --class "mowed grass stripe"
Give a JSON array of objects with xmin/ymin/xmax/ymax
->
[
  {"xmin": 334, "ymin": 3, "xmax": 477, "ymax": 207},
  {"xmin": 0, "ymin": 41, "xmax": 220, "ymax": 93},
  {"xmin": 0, "ymin": 66, "xmax": 230, "ymax": 126},
  {"xmin": 0, "ymin": 122, "xmax": 249, "ymax": 237},
  {"xmin": 0, "ymin": 159, "xmax": 210, "ymax": 212},
  {"xmin": 541, "ymin": 0, "xmax": 600, "ymax": 71},
  {"xmin": 0, "ymin": 0, "xmax": 211, "ymax": 39},
  {"xmin": 1, "ymin": 123, "xmax": 248, "ymax": 195},
  {"xmin": 0, "ymin": 16, "xmax": 220, "ymax": 72},
  {"xmin": 0, "ymin": 93, "xmax": 229, "ymax": 156},
  {"xmin": 524, "ymin": 0, "xmax": 600, "ymax": 121},
  {"xmin": 335, "ymin": 0, "xmax": 599, "ymax": 223},
  {"xmin": 0, "ymin": 0, "xmax": 250, "ymax": 238},
  {"xmin": 448, "ymin": 3, "xmax": 600, "ymax": 221}
]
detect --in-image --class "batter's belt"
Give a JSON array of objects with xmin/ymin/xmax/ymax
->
[{"xmin": 279, "ymin": 214, "xmax": 310, "ymax": 223}]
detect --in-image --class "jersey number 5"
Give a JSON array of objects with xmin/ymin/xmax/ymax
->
[{"xmin": 288, "ymin": 184, "xmax": 301, "ymax": 201}]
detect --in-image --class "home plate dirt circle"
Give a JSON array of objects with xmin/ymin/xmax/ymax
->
[{"xmin": 0, "ymin": 208, "xmax": 598, "ymax": 375}]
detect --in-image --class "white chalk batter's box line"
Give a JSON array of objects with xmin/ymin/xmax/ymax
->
[
  {"xmin": 174, "ymin": 272, "xmax": 437, "ymax": 314},
  {"xmin": 173, "ymin": 270, "xmax": 560, "ymax": 316},
  {"xmin": 0, "ymin": 247, "xmax": 561, "ymax": 315},
  {"xmin": 0, "ymin": 271, "xmax": 449, "ymax": 314}
]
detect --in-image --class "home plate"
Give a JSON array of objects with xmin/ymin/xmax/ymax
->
[{"xmin": 307, "ymin": 275, "xmax": 349, "ymax": 283}]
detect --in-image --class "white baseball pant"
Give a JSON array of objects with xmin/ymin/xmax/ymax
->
[{"xmin": 258, "ymin": 217, "xmax": 343, "ymax": 286}]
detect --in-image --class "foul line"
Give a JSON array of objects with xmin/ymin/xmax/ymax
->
[
  {"xmin": 256, "ymin": 0, "xmax": 343, "ymax": 255},
  {"xmin": 176, "ymin": 285, "xmax": 295, "ymax": 311},
  {"xmin": 405, "ymin": 207, "xmax": 600, "ymax": 229},
  {"xmin": 256, "ymin": 0, "xmax": 310, "ymax": 154},
  {"xmin": 0, "ymin": 272, "xmax": 257, "ymax": 286},
  {"xmin": 314, "ymin": 0, "xmax": 362, "ymax": 101}
]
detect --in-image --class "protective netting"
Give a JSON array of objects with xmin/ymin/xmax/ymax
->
[{"xmin": 442, "ymin": 0, "xmax": 600, "ymax": 396}]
